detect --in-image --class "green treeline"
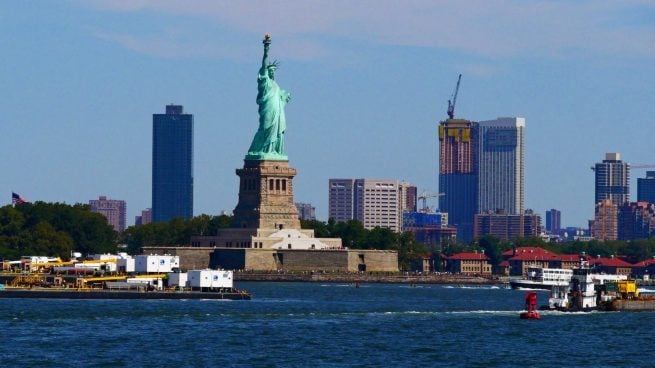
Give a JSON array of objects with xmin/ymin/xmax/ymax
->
[
  {"xmin": 446, "ymin": 235, "xmax": 655, "ymax": 266},
  {"xmin": 3, "ymin": 202, "xmax": 655, "ymax": 268},
  {"xmin": 0, "ymin": 202, "xmax": 117, "ymax": 259},
  {"xmin": 122, "ymin": 214, "xmax": 232, "ymax": 254}
]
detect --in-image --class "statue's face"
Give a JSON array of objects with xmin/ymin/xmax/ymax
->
[{"xmin": 268, "ymin": 67, "xmax": 276, "ymax": 79}]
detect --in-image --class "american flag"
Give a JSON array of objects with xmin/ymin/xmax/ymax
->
[{"xmin": 12, "ymin": 192, "xmax": 27, "ymax": 205}]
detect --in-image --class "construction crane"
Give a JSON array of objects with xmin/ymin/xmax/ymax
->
[
  {"xmin": 418, "ymin": 191, "xmax": 445, "ymax": 213},
  {"xmin": 447, "ymin": 74, "xmax": 462, "ymax": 119},
  {"xmin": 630, "ymin": 164, "xmax": 655, "ymax": 169}
]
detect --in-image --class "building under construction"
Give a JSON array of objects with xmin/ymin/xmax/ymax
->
[{"xmin": 438, "ymin": 75, "xmax": 478, "ymax": 242}]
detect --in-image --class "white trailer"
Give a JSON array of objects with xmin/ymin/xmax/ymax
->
[
  {"xmin": 135, "ymin": 255, "xmax": 180, "ymax": 273},
  {"xmin": 187, "ymin": 270, "xmax": 233, "ymax": 289},
  {"xmin": 117, "ymin": 258, "xmax": 135, "ymax": 273},
  {"xmin": 168, "ymin": 272, "xmax": 188, "ymax": 288}
]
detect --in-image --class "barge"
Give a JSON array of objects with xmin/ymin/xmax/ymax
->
[{"xmin": 0, "ymin": 286, "xmax": 251, "ymax": 300}]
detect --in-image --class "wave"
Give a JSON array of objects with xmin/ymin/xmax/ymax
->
[
  {"xmin": 442, "ymin": 285, "xmax": 508, "ymax": 290},
  {"xmin": 319, "ymin": 284, "xmax": 355, "ymax": 287}
]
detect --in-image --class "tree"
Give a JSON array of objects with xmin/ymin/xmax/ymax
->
[
  {"xmin": 0, "ymin": 202, "xmax": 117, "ymax": 259},
  {"xmin": 396, "ymin": 231, "xmax": 429, "ymax": 271},
  {"xmin": 300, "ymin": 219, "xmax": 329, "ymax": 237},
  {"xmin": 477, "ymin": 235, "xmax": 510, "ymax": 267}
]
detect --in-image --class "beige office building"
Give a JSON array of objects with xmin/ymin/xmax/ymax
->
[{"xmin": 329, "ymin": 178, "xmax": 413, "ymax": 232}]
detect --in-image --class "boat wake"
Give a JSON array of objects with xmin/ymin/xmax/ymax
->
[{"xmin": 443, "ymin": 285, "xmax": 506, "ymax": 290}]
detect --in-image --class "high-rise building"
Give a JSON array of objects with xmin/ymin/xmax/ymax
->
[
  {"xmin": 152, "ymin": 104, "xmax": 193, "ymax": 222},
  {"xmin": 328, "ymin": 178, "xmax": 403, "ymax": 232},
  {"xmin": 592, "ymin": 199, "xmax": 618, "ymax": 240},
  {"xmin": 545, "ymin": 209, "xmax": 561, "ymax": 233},
  {"xmin": 473, "ymin": 209, "xmax": 540, "ymax": 242},
  {"xmin": 89, "ymin": 196, "xmax": 126, "ymax": 232},
  {"xmin": 476, "ymin": 117, "xmax": 525, "ymax": 215},
  {"xmin": 618, "ymin": 202, "xmax": 655, "ymax": 240},
  {"xmin": 328, "ymin": 179, "xmax": 356, "ymax": 224},
  {"xmin": 135, "ymin": 208, "xmax": 152, "ymax": 226},
  {"xmin": 637, "ymin": 171, "xmax": 655, "ymax": 203},
  {"xmin": 399, "ymin": 182, "xmax": 418, "ymax": 213},
  {"xmin": 438, "ymin": 118, "xmax": 478, "ymax": 242},
  {"xmin": 295, "ymin": 202, "xmax": 316, "ymax": 221},
  {"xmin": 594, "ymin": 152, "xmax": 629, "ymax": 205}
]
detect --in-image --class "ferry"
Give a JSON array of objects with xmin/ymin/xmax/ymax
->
[
  {"xmin": 509, "ymin": 267, "xmax": 573, "ymax": 290},
  {"xmin": 542, "ymin": 262, "xmax": 629, "ymax": 311}
]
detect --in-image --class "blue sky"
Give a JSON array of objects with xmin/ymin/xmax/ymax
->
[{"xmin": 1, "ymin": 0, "xmax": 654, "ymax": 228}]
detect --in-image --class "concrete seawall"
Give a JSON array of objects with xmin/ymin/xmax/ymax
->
[{"xmin": 235, "ymin": 272, "xmax": 502, "ymax": 284}]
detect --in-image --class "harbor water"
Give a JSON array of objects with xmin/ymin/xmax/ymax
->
[{"xmin": 2, "ymin": 282, "xmax": 655, "ymax": 367}]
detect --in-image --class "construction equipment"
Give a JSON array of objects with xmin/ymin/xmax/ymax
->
[
  {"xmin": 418, "ymin": 191, "xmax": 444, "ymax": 212},
  {"xmin": 629, "ymin": 164, "xmax": 655, "ymax": 169},
  {"xmin": 447, "ymin": 74, "xmax": 462, "ymax": 119}
]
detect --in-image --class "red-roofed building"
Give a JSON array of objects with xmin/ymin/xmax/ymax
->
[
  {"xmin": 589, "ymin": 256, "xmax": 633, "ymax": 276},
  {"xmin": 497, "ymin": 260, "xmax": 510, "ymax": 276},
  {"xmin": 504, "ymin": 247, "xmax": 584, "ymax": 276},
  {"xmin": 632, "ymin": 258, "xmax": 655, "ymax": 279},
  {"xmin": 507, "ymin": 249, "xmax": 555, "ymax": 276},
  {"xmin": 502, "ymin": 247, "xmax": 550, "ymax": 259},
  {"xmin": 553, "ymin": 254, "xmax": 586, "ymax": 269},
  {"xmin": 443, "ymin": 252, "xmax": 492, "ymax": 276}
]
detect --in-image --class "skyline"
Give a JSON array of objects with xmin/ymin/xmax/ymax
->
[{"xmin": 1, "ymin": 1, "xmax": 654, "ymax": 228}]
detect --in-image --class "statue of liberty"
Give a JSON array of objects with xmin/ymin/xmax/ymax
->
[{"xmin": 246, "ymin": 34, "xmax": 291, "ymax": 160}]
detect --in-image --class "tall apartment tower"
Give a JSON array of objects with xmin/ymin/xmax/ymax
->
[
  {"xmin": 399, "ymin": 182, "xmax": 418, "ymax": 213},
  {"xmin": 592, "ymin": 199, "xmax": 618, "ymax": 240},
  {"xmin": 594, "ymin": 152, "xmax": 629, "ymax": 205},
  {"xmin": 438, "ymin": 118, "xmax": 478, "ymax": 242},
  {"xmin": 476, "ymin": 117, "xmax": 525, "ymax": 215},
  {"xmin": 152, "ymin": 104, "xmax": 194, "ymax": 222},
  {"xmin": 329, "ymin": 178, "xmax": 403, "ymax": 232},
  {"xmin": 637, "ymin": 171, "xmax": 655, "ymax": 203},
  {"xmin": 545, "ymin": 209, "xmax": 561, "ymax": 233},
  {"xmin": 89, "ymin": 196, "xmax": 126, "ymax": 232}
]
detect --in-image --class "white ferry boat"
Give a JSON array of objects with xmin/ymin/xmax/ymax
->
[
  {"xmin": 544, "ymin": 262, "xmax": 628, "ymax": 311},
  {"xmin": 509, "ymin": 267, "xmax": 573, "ymax": 290}
]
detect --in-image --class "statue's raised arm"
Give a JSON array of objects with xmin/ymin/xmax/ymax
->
[
  {"xmin": 246, "ymin": 34, "xmax": 290, "ymax": 161},
  {"xmin": 260, "ymin": 33, "xmax": 271, "ymax": 74}
]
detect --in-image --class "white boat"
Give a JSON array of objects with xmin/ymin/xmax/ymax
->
[
  {"xmin": 546, "ymin": 261, "xmax": 627, "ymax": 311},
  {"xmin": 509, "ymin": 267, "xmax": 573, "ymax": 290}
]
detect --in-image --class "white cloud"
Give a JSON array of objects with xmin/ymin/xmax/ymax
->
[{"xmin": 81, "ymin": 0, "xmax": 655, "ymax": 60}]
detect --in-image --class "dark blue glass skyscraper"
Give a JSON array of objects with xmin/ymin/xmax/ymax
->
[
  {"xmin": 637, "ymin": 171, "xmax": 655, "ymax": 203},
  {"xmin": 152, "ymin": 104, "xmax": 193, "ymax": 222}
]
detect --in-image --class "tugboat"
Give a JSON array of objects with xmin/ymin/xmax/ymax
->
[{"xmin": 519, "ymin": 291, "xmax": 541, "ymax": 319}]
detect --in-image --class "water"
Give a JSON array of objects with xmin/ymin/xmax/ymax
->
[{"xmin": 1, "ymin": 282, "xmax": 654, "ymax": 367}]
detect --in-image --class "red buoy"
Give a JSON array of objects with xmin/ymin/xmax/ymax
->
[{"xmin": 519, "ymin": 291, "xmax": 541, "ymax": 320}]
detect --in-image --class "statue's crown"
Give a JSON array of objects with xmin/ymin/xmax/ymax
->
[{"xmin": 267, "ymin": 60, "xmax": 280, "ymax": 69}]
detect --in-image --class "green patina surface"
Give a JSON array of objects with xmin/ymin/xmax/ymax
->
[{"xmin": 246, "ymin": 34, "xmax": 290, "ymax": 161}]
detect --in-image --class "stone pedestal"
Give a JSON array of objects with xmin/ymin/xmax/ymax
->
[{"xmin": 232, "ymin": 160, "xmax": 301, "ymax": 230}]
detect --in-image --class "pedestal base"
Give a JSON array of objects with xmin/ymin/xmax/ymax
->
[{"xmin": 232, "ymin": 160, "xmax": 301, "ymax": 230}]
